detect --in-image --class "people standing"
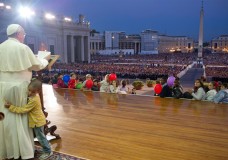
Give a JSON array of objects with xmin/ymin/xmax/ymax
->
[
  {"xmin": 0, "ymin": 24, "xmax": 50, "ymax": 159},
  {"xmin": 5, "ymin": 79, "xmax": 53, "ymax": 159}
]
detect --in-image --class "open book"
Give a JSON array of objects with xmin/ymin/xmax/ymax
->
[
  {"xmin": 36, "ymin": 51, "xmax": 60, "ymax": 70},
  {"xmin": 37, "ymin": 51, "xmax": 51, "ymax": 59}
]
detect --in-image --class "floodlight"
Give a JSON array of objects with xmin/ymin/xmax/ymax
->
[
  {"xmin": 45, "ymin": 13, "xmax": 55, "ymax": 20},
  {"xmin": 0, "ymin": 3, "xmax": 4, "ymax": 7},
  {"xmin": 6, "ymin": 5, "xmax": 11, "ymax": 9},
  {"xmin": 19, "ymin": 7, "xmax": 35, "ymax": 18},
  {"xmin": 64, "ymin": 17, "xmax": 72, "ymax": 22}
]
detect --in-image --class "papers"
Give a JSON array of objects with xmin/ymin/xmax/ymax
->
[
  {"xmin": 37, "ymin": 51, "xmax": 51, "ymax": 59},
  {"xmin": 36, "ymin": 51, "xmax": 60, "ymax": 70}
]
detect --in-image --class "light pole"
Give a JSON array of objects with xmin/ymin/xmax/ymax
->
[{"xmin": 112, "ymin": 34, "xmax": 114, "ymax": 50}]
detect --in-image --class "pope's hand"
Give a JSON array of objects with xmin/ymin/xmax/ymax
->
[{"xmin": 4, "ymin": 101, "xmax": 11, "ymax": 108}]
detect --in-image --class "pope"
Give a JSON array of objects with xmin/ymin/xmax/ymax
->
[{"xmin": 0, "ymin": 24, "xmax": 50, "ymax": 159}]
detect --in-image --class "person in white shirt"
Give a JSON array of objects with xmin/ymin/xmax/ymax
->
[
  {"xmin": 0, "ymin": 24, "xmax": 50, "ymax": 160},
  {"xmin": 203, "ymin": 81, "xmax": 217, "ymax": 101},
  {"xmin": 117, "ymin": 80, "xmax": 129, "ymax": 94},
  {"xmin": 99, "ymin": 74, "xmax": 110, "ymax": 92},
  {"xmin": 109, "ymin": 80, "xmax": 118, "ymax": 93},
  {"xmin": 187, "ymin": 79, "xmax": 205, "ymax": 100}
]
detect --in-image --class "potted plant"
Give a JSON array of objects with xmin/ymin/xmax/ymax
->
[
  {"xmin": 132, "ymin": 80, "xmax": 144, "ymax": 90},
  {"xmin": 146, "ymin": 80, "xmax": 155, "ymax": 87}
]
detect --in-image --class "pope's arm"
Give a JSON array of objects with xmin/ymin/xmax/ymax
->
[
  {"xmin": 8, "ymin": 97, "xmax": 37, "ymax": 114},
  {"xmin": 25, "ymin": 46, "xmax": 49, "ymax": 71}
]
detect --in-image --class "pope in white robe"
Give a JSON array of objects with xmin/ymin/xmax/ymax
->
[{"xmin": 0, "ymin": 24, "xmax": 49, "ymax": 159}]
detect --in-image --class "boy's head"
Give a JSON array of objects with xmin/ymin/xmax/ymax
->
[
  {"xmin": 160, "ymin": 77, "xmax": 167, "ymax": 85},
  {"xmin": 58, "ymin": 73, "xmax": 63, "ymax": 79},
  {"xmin": 28, "ymin": 79, "xmax": 42, "ymax": 96},
  {"xmin": 86, "ymin": 74, "xmax": 92, "ymax": 80},
  {"xmin": 93, "ymin": 79, "xmax": 99, "ymax": 86},
  {"xmin": 70, "ymin": 73, "xmax": 76, "ymax": 79}
]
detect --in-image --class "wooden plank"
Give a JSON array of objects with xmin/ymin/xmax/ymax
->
[{"xmin": 43, "ymin": 85, "xmax": 228, "ymax": 160}]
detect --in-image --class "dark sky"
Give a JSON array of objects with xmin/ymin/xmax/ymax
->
[{"xmin": 32, "ymin": 0, "xmax": 228, "ymax": 41}]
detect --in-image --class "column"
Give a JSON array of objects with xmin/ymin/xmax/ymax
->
[
  {"xmin": 81, "ymin": 36, "xmax": 84, "ymax": 62},
  {"xmin": 63, "ymin": 34, "xmax": 68, "ymax": 63},
  {"xmin": 134, "ymin": 42, "xmax": 137, "ymax": 54},
  {"xmin": 71, "ymin": 35, "xmax": 75, "ymax": 63}
]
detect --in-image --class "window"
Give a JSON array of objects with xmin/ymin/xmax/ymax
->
[
  {"xmin": 188, "ymin": 43, "xmax": 191, "ymax": 49},
  {"xmin": 50, "ymin": 45, "xmax": 54, "ymax": 54}
]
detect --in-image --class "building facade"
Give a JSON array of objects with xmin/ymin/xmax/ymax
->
[
  {"xmin": 0, "ymin": 2, "xmax": 91, "ymax": 63},
  {"xmin": 211, "ymin": 35, "xmax": 228, "ymax": 53},
  {"xmin": 90, "ymin": 32, "xmax": 105, "ymax": 55},
  {"xmin": 119, "ymin": 32, "xmax": 141, "ymax": 54},
  {"xmin": 158, "ymin": 35, "xmax": 194, "ymax": 53}
]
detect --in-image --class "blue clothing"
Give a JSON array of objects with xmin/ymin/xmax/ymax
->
[
  {"xmin": 34, "ymin": 126, "xmax": 51, "ymax": 153},
  {"xmin": 213, "ymin": 89, "xmax": 228, "ymax": 104}
]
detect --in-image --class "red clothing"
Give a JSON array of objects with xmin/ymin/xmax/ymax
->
[
  {"xmin": 68, "ymin": 79, "xmax": 77, "ymax": 89},
  {"xmin": 57, "ymin": 78, "xmax": 67, "ymax": 88}
]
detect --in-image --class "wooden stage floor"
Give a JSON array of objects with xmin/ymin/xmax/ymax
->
[{"xmin": 43, "ymin": 85, "xmax": 228, "ymax": 160}]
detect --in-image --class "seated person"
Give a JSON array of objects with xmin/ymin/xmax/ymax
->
[
  {"xmin": 203, "ymin": 81, "xmax": 217, "ymax": 101},
  {"xmin": 68, "ymin": 73, "xmax": 77, "ymax": 89},
  {"xmin": 82, "ymin": 74, "xmax": 93, "ymax": 90},
  {"xmin": 117, "ymin": 80, "xmax": 129, "ymax": 94},
  {"xmin": 109, "ymin": 80, "xmax": 118, "ymax": 93},
  {"xmin": 57, "ymin": 73, "xmax": 67, "ymax": 88},
  {"xmin": 213, "ymin": 83, "xmax": 228, "ymax": 104},
  {"xmin": 91, "ymin": 79, "xmax": 100, "ymax": 91},
  {"xmin": 184, "ymin": 79, "xmax": 205, "ymax": 100},
  {"xmin": 99, "ymin": 74, "xmax": 110, "ymax": 92},
  {"xmin": 172, "ymin": 80, "xmax": 183, "ymax": 99}
]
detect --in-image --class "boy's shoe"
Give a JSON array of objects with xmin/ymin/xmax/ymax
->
[{"xmin": 39, "ymin": 151, "xmax": 53, "ymax": 160}]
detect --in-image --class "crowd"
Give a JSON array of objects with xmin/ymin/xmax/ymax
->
[
  {"xmin": 50, "ymin": 63, "xmax": 183, "ymax": 80},
  {"xmin": 156, "ymin": 77, "xmax": 228, "ymax": 103},
  {"xmin": 1, "ymin": 23, "xmax": 227, "ymax": 160},
  {"xmin": 39, "ymin": 71, "xmax": 228, "ymax": 104}
]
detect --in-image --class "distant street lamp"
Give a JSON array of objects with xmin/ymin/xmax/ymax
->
[
  {"xmin": 112, "ymin": 34, "xmax": 114, "ymax": 50},
  {"xmin": 45, "ymin": 13, "xmax": 55, "ymax": 20}
]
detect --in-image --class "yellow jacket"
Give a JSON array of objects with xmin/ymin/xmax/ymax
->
[{"xmin": 9, "ymin": 94, "xmax": 46, "ymax": 128}]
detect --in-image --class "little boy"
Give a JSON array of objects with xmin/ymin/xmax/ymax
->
[{"xmin": 5, "ymin": 79, "xmax": 53, "ymax": 160}]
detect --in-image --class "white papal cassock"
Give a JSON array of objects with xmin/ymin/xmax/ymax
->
[{"xmin": 0, "ymin": 38, "xmax": 48, "ymax": 159}]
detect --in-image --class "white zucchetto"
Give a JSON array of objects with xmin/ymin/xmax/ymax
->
[{"xmin": 7, "ymin": 24, "xmax": 21, "ymax": 36}]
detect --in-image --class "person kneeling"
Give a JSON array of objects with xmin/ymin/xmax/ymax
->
[{"xmin": 5, "ymin": 79, "xmax": 53, "ymax": 160}]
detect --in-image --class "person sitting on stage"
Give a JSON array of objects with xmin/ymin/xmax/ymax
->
[
  {"xmin": 213, "ymin": 83, "xmax": 228, "ymax": 104},
  {"xmin": 91, "ymin": 79, "xmax": 100, "ymax": 91},
  {"xmin": 57, "ymin": 73, "xmax": 67, "ymax": 88},
  {"xmin": 68, "ymin": 73, "xmax": 77, "ymax": 89},
  {"xmin": 160, "ymin": 77, "xmax": 172, "ymax": 98},
  {"xmin": 172, "ymin": 79, "xmax": 183, "ymax": 99},
  {"xmin": 4, "ymin": 79, "xmax": 53, "ymax": 160},
  {"xmin": 117, "ymin": 80, "xmax": 129, "ymax": 94},
  {"xmin": 99, "ymin": 74, "xmax": 110, "ymax": 92},
  {"xmin": 82, "ymin": 74, "xmax": 93, "ymax": 90},
  {"xmin": 184, "ymin": 79, "xmax": 205, "ymax": 100},
  {"xmin": 202, "ymin": 81, "xmax": 217, "ymax": 101},
  {"xmin": 109, "ymin": 80, "xmax": 118, "ymax": 93}
]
